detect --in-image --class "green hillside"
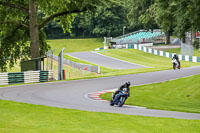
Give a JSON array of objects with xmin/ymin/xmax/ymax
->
[{"xmin": 48, "ymin": 38, "xmax": 104, "ymax": 55}]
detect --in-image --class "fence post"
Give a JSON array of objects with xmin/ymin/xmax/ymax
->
[
  {"xmin": 58, "ymin": 48, "xmax": 65, "ymax": 80},
  {"xmin": 98, "ymin": 66, "xmax": 100, "ymax": 74}
]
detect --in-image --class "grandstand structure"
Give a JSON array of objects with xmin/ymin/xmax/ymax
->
[{"xmin": 111, "ymin": 29, "xmax": 165, "ymax": 46}]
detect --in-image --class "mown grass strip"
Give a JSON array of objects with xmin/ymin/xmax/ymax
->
[
  {"xmin": 48, "ymin": 38, "xmax": 104, "ymax": 55},
  {"xmin": 0, "ymin": 100, "xmax": 199, "ymax": 133}
]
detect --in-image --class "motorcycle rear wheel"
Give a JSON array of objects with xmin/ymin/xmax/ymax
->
[
  {"xmin": 178, "ymin": 65, "xmax": 181, "ymax": 69},
  {"xmin": 173, "ymin": 64, "xmax": 176, "ymax": 70}
]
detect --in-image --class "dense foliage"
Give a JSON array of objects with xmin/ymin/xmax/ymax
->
[
  {"xmin": 0, "ymin": 0, "xmax": 112, "ymax": 71},
  {"xmin": 45, "ymin": 1, "xmax": 131, "ymax": 38},
  {"xmin": 0, "ymin": 0, "xmax": 200, "ymax": 71}
]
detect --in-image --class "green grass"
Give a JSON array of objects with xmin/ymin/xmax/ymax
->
[
  {"xmin": 48, "ymin": 38, "xmax": 116, "ymax": 75},
  {"xmin": 101, "ymin": 74, "xmax": 200, "ymax": 113},
  {"xmin": 97, "ymin": 49, "xmax": 200, "ymax": 75},
  {"xmin": 8, "ymin": 48, "xmax": 200, "ymax": 80},
  {"xmin": 164, "ymin": 48, "xmax": 200, "ymax": 57},
  {"xmin": 60, "ymin": 48, "xmax": 200, "ymax": 79},
  {"xmin": 48, "ymin": 38, "xmax": 200, "ymax": 77},
  {"xmin": 48, "ymin": 38, "xmax": 104, "ymax": 55},
  {"xmin": 0, "ymin": 100, "xmax": 200, "ymax": 133},
  {"xmin": 63, "ymin": 54, "xmax": 116, "ymax": 74},
  {"xmin": 6, "ymin": 58, "xmax": 97, "ymax": 80},
  {"xmin": 7, "ymin": 38, "xmax": 200, "ymax": 79},
  {"xmin": 6, "ymin": 38, "xmax": 103, "ymax": 72},
  {"xmin": 6, "ymin": 61, "xmax": 21, "ymax": 72},
  {"xmin": 2, "ymin": 39, "xmax": 200, "ymax": 132}
]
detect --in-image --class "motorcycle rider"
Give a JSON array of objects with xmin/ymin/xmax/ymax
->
[
  {"xmin": 172, "ymin": 54, "xmax": 180, "ymax": 67},
  {"xmin": 113, "ymin": 81, "xmax": 131, "ymax": 100}
]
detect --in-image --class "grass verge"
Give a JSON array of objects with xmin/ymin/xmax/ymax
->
[
  {"xmin": 95, "ymin": 49, "xmax": 200, "ymax": 76},
  {"xmin": 48, "ymin": 38, "xmax": 104, "ymax": 55},
  {"xmin": 6, "ymin": 48, "xmax": 200, "ymax": 81},
  {"xmin": 101, "ymin": 74, "xmax": 200, "ymax": 113},
  {"xmin": 0, "ymin": 100, "xmax": 199, "ymax": 133},
  {"xmin": 56, "ymin": 48, "xmax": 200, "ymax": 79},
  {"xmin": 7, "ymin": 38, "xmax": 200, "ymax": 80}
]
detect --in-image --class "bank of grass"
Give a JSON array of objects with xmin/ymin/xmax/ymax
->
[
  {"xmin": 49, "ymin": 38, "xmax": 116, "ymax": 76},
  {"xmin": 48, "ymin": 38, "xmax": 104, "ymax": 55},
  {"xmin": 0, "ymin": 100, "xmax": 199, "ymax": 133},
  {"xmin": 6, "ymin": 58, "xmax": 97, "ymax": 80},
  {"xmin": 7, "ymin": 38, "xmax": 200, "ymax": 79},
  {"xmin": 49, "ymin": 38, "xmax": 200, "ymax": 77},
  {"xmin": 101, "ymin": 74, "xmax": 200, "ymax": 113},
  {"xmin": 60, "ymin": 48, "xmax": 200, "ymax": 78},
  {"xmin": 98, "ymin": 49, "xmax": 200, "ymax": 71},
  {"xmin": 6, "ymin": 38, "xmax": 103, "ymax": 72}
]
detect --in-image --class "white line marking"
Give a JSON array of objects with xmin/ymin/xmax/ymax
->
[
  {"xmin": 66, "ymin": 53, "xmax": 114, "ymax": 69},
  {"xmin": 93, "ymin": 51, "xmax": 149, "ymax": 68}
]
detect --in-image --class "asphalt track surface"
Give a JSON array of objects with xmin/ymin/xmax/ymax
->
[
  {"xmin": 67, "ymin": 52, "xmax": 148, "ymax": 69},
  {"xmin": 1, "ymin": 66, "xmax": 200, "ymax": 119}
]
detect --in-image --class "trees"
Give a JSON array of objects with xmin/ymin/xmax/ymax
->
[
  {"xmin": 92, "ymin": 2, "xmax": 129, "ymax": 37},
  {"xmin": 70, "ymin": 1, "xmax": 129, "ymax": 38},
  {"xmin": 173, "ymin": 0, "xmax": 200, "ymax": 42},
  {"xmin": 127, "ymin": 0, "xmax": 200, "ymax": 44},
  {"xmin": 154, "ymin": 0, "xmax": 200, "ymax": 43},
  {"xmin": 0, "ymin": 0, "xmax": 111, "ymax": 71},
  {"xmin": 127, "ymin": 0, "xmax": 157, "ymax": 30},
  {"xmin": 153, "ymin": 0, "xmax": 176, "ymax": 44}
]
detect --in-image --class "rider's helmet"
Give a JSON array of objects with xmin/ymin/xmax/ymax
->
[{"xmin": 125, "ymin": 81, "xmax": 131, "ymax": 86}]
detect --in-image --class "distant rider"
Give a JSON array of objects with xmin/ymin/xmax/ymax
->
[
  {"xmin": 113, "ymin": 81, "xmax": 131, "ymax": 99},
  {"xmin": 172, "ymin": 54, "xmax": 180, "ymax": 67}
]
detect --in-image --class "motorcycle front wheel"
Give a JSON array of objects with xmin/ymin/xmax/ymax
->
[
  {"xmin": 118, "ymin": 96, "xmax": 126, "ymax": 107},
  {"xmin": 110, "ymin": 99, "xmax": 114, "ymax": 106}
]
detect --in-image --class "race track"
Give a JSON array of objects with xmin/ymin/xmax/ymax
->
[
  {"xmin": 67, "ymin": 52, "xmax": 148, "ymax": 69},
  {"xmin": 1, "ymin": 66, "xmax": 200, "ymax": 119}
]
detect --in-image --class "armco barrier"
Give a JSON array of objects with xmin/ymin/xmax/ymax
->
[
  {"xmin": 0, "ymin": 70, "xmax": 54, "ymax": 86},
  {"xmin": 95, "ymin": 44, "xmax": 200, "ymax": 63},
  {"xmin": 40, "ymin": 71, "xmax": 49, "ymax": 82},
  {"xmin": 24, "ymin": 71, "xmax": 40, "ymax": 83},
  {"xmin": 53, "ymin": 55, "xmax": 99, "ymax": 73},
  {"xmin": 8, "ymin": 72, "xmax": 24, "ymax": 84},
  {"xmin": 0, "ymin": 73, "xmax": 8, "ymax": 85}
]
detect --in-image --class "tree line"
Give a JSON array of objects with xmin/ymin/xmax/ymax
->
[{"xmin": 0, "ymin": 0, "xmax": 200, "ymax": 71}]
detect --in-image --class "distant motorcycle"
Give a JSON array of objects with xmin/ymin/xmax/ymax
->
[
  {"xmin": 110, "ymin": 88, "xmax": 129, "ymax": 107},
  {"xmin": 172, "ymin": 59, "xmax": 180, "ymax": 70}
]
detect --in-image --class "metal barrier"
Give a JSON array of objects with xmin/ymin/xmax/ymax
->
[
  {"xmin": 8, "ymin": 72, "xmax": 24, "ymax": 84},
  {"xmin": 53, "ymin": 55, "xmax": 99, "ymax": 73},
  {"xmin": 0, "ymin": 73, "xmax": 8, "ymax": 85},
  {"xmin": 0, "ymin": 70, "xmax": 54, "ymax": 85},
  {"xmin": 40, "ymin": 71, "xmax": 49, "ymax": 82}
]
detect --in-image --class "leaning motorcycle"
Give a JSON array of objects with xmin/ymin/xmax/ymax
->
[
  {"xmin": 172, "ymin": 59, "xmax": 180, "ymax": 70},
  {"xmin": 110, "ymin": 88, "xmax": 129, "ymax": 107}
]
